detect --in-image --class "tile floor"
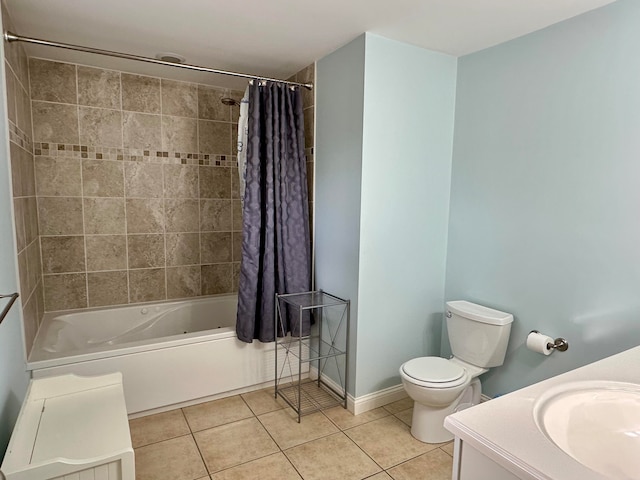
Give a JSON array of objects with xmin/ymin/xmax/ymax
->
[{"xmin": 129, "ymin": 386, "xmax": 454, "ymax": 480}]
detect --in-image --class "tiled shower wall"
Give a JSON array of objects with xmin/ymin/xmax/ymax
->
[
  {"xmin": 29, "ymin": 58, "xmax": 245, "ymax": 312},
  {"xmin": 2, "ymin": 3, "xmax": 44, "ymax": 354}
]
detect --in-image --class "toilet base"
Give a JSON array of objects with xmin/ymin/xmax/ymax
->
[{"xmin": 409, "ymin": 378, "xmax": 481, "ymax": 444}]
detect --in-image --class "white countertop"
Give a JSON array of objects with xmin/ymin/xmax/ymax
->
[{"xmin": 444, "ymin": 345, "xmax": 640, "ymax": 480}]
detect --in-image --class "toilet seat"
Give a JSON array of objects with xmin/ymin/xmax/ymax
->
[{"xmin": 401, "ymin": 357, "xmax": 469, "ymax": 389}]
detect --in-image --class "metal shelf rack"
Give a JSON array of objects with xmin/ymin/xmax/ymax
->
[{"xmin": 274, "ymin": 290, "xmax": 350, "ymax": 422}]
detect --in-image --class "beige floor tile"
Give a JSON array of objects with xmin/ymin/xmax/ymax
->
[
  {"xmin": 134, "ymin": 434, "xmax": 207, "ymax": 480},
  {"xmin": 345, "ymin": 416, "xmax": 439, "ymax": 469},
  {"xmin": 258, "ymin": 408, "xmax": 339, "ymax": 450},
  {"xmin": 129, "ymin": 409, "xmax": 190, "ymax": 448},
  {"xmin": 194, "ymin": 417, "xmax": 280, "ymax": 473},
  {"xmin": 383, "ymin": 397, "xmax": 413, "ymax": 415},
  {"xmin": 365, "ymin": 473, "xmax": 393, "ymax": 479},
  {"xmin": 210, "ymin": 452, "xmax": 302, "ymax": 480},
  {"xmin": 440, "ymin": 441, "xmax": 455, "ymax": 457},
  {"xmin": 241, "ymin": 387, "xmax": 287, "ymax": 415},
  {"xmin": 324, "ymin": 406, "xmax": 389, "ymax": 430},
  {"xmin": 285, "ymin": 432, "xmax": 381, "ymax": 480},
  {"xmin": 183, "ymin": 395, "xmax": 254, "ymax": 432},
  {"xmin": 394, "ymin": 408, "xmax": 413, "ymax": 427},
  {"xmin": 387, "ymin": 448, "xmax": 453, "ymax": 480}
]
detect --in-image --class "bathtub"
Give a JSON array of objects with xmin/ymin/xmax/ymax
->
[{"xmin": 28, "ymin": 295, "xmax": 301, "ymax": 415}]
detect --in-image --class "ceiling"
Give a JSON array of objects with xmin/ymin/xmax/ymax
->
[{"xmin": 4, "ymin": 0, "xmax": 617, "ymax": 90}]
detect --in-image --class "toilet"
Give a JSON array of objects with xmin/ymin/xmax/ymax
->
[{"xmin": 399, "ymin": 300, "xmax": 513, "ymax": 443}]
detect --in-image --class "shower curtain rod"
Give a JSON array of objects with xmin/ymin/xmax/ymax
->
[{"xmin": 3, "ymin": 31, "xmax": 313, "ymax": 90}]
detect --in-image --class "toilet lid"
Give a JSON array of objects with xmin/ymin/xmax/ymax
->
[{"xmin": 402, "ymin": 357, "xmax": 464, "ymax": 383}]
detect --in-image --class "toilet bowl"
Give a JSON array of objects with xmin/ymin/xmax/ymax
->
[
  {"xmin": 400, "ymin": 356, "xmax": 484, "ymax": 443},
  {"xmin": 399, "ymin": 301, "xmax": 513, "ymax": 444}
]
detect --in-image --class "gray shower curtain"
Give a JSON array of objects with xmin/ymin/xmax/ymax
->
[{"xmin": 236, "ymin": 82, "xmax": 311, "ymax": 343}]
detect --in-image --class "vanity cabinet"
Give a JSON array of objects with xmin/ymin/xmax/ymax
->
[{"xmin": 453, "ymin": 439, "xmax": 522, "ymax": 480}]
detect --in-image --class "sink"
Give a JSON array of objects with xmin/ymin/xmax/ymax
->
[{"xmin": 534, "ymin": 381, "xmax": 640, "ymax": 480}]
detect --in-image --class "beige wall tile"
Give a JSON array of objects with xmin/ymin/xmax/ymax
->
[
  {"xmin": 167, "ymin": 265, "xmax": 200, "ymax": 299},
  {"xmin": 124, "ymin": 162, "xmax": 163, "ymax": 198},
  {"xmin": 24, "ymin": 197, "xmax": 39, "ymax": 244},
  {"xmin": 163, "ymin": 164, "xmax": 198, "ymax": 198},
  {"xmin": 122, "ymin": 111, "xmax": 161, "ymax": 149},
  {"xmin": 128, "ymin": 234, "xmax": 165, "ymax": 268},
  {"xmin": 199, "ymin": 166, "xmax": 230, "ymax": 198},
  {"xmin": 22, "ymin": 294, "xmax": 38, "ymax": 356},
  {"xmin": 122, "ymin": 73, "xmax": 161, "ymax": 113},
  {"xmin": 197, "ymin": 85, "xmax": 230, "ymax": 121},
  {"xmin": 20, "ymin": 146, "xmax": 35, "ymax": 197},
  {"xmin": 87, "ymin": 271, "xmax": 128, "ymax": 307},
  {"xmin": 232, "ymin": 232, "xmax": 242, "ymax": 262},
  {"xmin": 201, "ymin": 263, "xmax": 232, "ymax": 295},
  {"xmin": 5, "ymin": 65, "xmax": 16, "ymax": 124},
  {"xmin": 165, "ymin": 198, "xmax": 199, "ymax": 233},
  {"xmin": 134, "ymin": 435, "xmax": 207, "ymax": 480},
  {"xmin": 232, "ymin": 262, "xmax": 240, "ymax": 292},
  {"xmin": 35, "ymin": 157, "xmax": 82, "ymax": 196},
  {"xmin": 201, "ymin": 232, "xmax": 232, "ymax": 263},
  {"xmin": 126, "ymin": 198, "xmax": 164, "ymax": 233},
  {"xmin": 231, "ymin": 200, "xmax": 242, "ymax": 231},
  {"xmin": 198, "ymin": 120, "xmax": 231, "ymax": 154},
  {"xmin": 166, "ymin": 233, "xmax": 200, "ymax": 266},
  {"xmin": 79, "ymin": 107, "xmax": 123, "ymax": 147},
  {"xmin": 82, "ymin": 160, "xmax": 124, "ymax": 197},
  {"xmin": 304, "ymin": 107, "xmax": 314, "ymax": 149},
  {"xmin": 35, "ymin": 282, "xmax": 45, "ymax": 323},
  {"xmin": 162, "ymin": 116, "xmax": 197, "ymax": 152},
  {"xmin": 29, "ymin": 58, "xmax": 77, "ymax": 103},
  {"xmin": 38, "ymin": 197, "xmax": 84, "ymax": 235},
  {"xmin": 86, "ymin": 235, "xmax": 127, "ymax": 271},
  {"xmin": 9, "ymin": 142, "xmax": 23, "ymax": 197},
  {"xmin": 17, "ymin": 250, "xmax": 28, "ymax": 297},
  {"xmin": 161, "ymin": 80, "xmax": 197, "ymax": 118},
  {"xmin": 16, "ymin": 81, "xmax": 32, "ymax": 135},
  {"xmin": 32, "ymin": 102, "xmax": 79, "ymax": 144},
  {"xmin": 231, "ymin": 167, "xmax": 240, "ymax": 199},
  {"xmin": 41, "ymin": 236, "xmax": 85, "ymax": 274},
  {"xmin": 129, "ymin": 268, "xmax": 166, "ymax": 303},
  {"xmin": 200, "ymin": 199, "xmax": 232, "ymax": 232},
  {"xmin": 13, "ymin": 198, "xmax": 26, "ymax": 252},
  {"xmin": 129, "ymin": 409, "xmax": 190, "ymax": 449},
  {"xmin": 44, "ymin": 273, "xmax": 87, "ymax": 311},
  {"xmin": 194, "ymin": 417, "xmax": 279, "ymax": 474},
  {"xmin": 77, "ymin": 66, "xmax": 121, "ymax": 109},
  {"xmin": 84, "ymin": 198, "xmax": 126, "ymax": 234},
  {"xmin": 26, "ymin": 241, "xmax": 42, "ymax": 295}
]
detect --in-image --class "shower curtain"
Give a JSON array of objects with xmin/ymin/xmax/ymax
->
[{"xmin": 236, "ymin": 81, "xmax": 311, "ymax": 343}]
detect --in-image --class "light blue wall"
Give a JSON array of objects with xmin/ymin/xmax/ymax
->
[
  {"xmin": 315, "ymin": 34, "xmax": 366, "ymax": 395},
  {"xmin": 446, "ymin": 0, "xmax": 640, "ymax": 397},
  {"xmin": 356, "ymin": 34, "xmax": 456, "ymax": 396},
  {"xmin": 0, "ymin": 50, "xmax": 29, "ymax": 460},
  {"xmin": 316, "ymin": 34, "xmax": 457, "ymax": 397}
]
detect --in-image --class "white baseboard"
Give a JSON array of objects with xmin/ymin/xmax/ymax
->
[{"xmin": 308, "ymin": 366, "xmax": 407, "ymax": 416}]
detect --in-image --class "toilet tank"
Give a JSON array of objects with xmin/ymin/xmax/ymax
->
[{"xmin": 446, "ymin": 301, "xmax": 513, "ymax": 368}]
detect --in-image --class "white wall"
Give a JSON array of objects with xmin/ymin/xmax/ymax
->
[
  {"xmin": 445, "ymin": 0, "xmax": 640, "ymax": 397},
  {"xmin": 316, "ymin": 34, "xmax": 457, "ymax": 397},
  {"xmin": 315, "ymin": 34, "xmax": 366, "ymax": 395}
]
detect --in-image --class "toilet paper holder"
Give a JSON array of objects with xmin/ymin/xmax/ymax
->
[{"xmin": 530, "ymin": 330, "xmax": 569, "ymax": 352}]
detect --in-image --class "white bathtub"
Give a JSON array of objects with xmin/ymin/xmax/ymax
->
[{"xmin": 28, "ymin": 295, "xmax": 300, "ymax": 415}]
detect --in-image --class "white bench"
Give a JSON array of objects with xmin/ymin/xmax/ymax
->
[{"xmin": 1, "ymin": 373, "xmax": 134, "ymax": 480}]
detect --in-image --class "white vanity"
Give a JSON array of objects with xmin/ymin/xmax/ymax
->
[{"xmin": 444, "ymin": 346, "xmax": 640, "ymax": 480}]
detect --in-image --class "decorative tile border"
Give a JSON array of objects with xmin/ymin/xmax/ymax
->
[
  {"xmin": 9, "ymin": 122, "xmax": 33, "ymax": 153},
  {"xmin": 33, "ymin": 142, "xmax": 237, "ymax": 167}
]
